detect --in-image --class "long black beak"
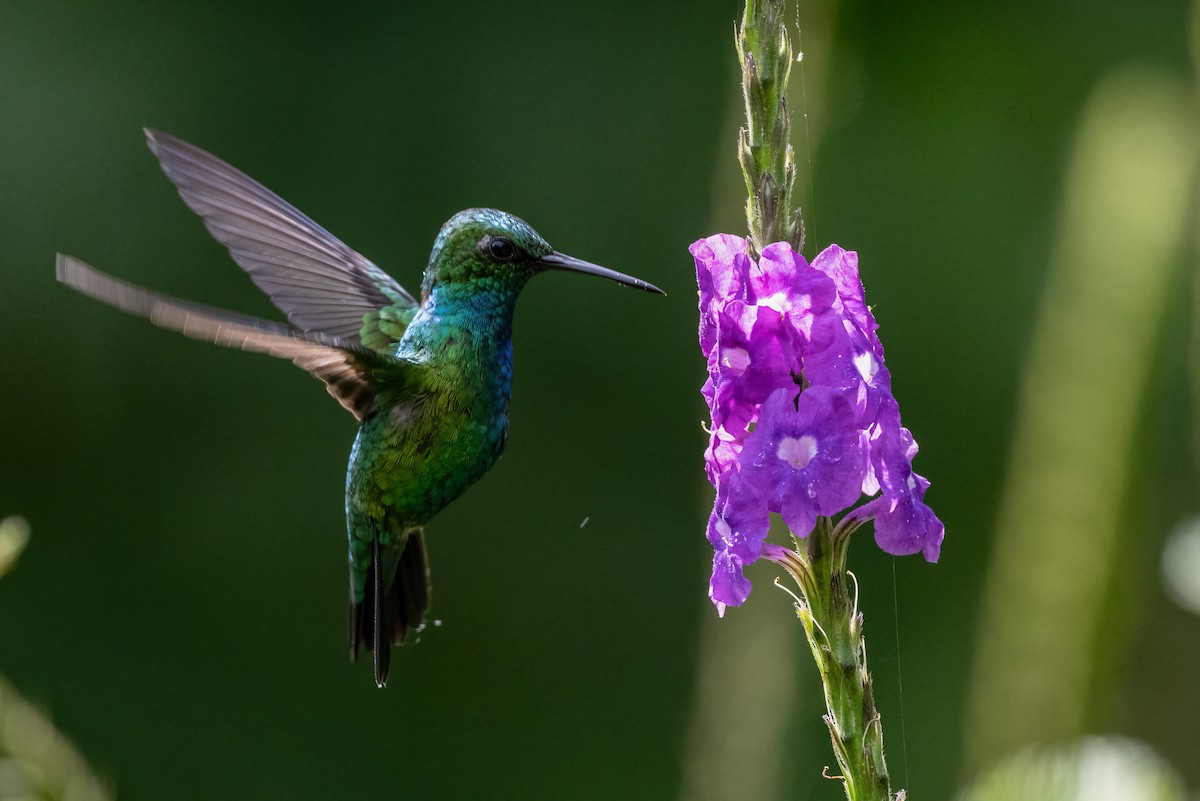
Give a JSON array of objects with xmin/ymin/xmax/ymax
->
[{"xmin": 537, "ymin": 251, "xmax": 665, "ymax": 295}]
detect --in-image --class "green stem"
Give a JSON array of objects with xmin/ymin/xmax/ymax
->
[
  {"xmin": 737, "ymin": 0, "xmax": 804, "ymax": 255},
  {"xmin": 737, "ymin": 4, "xmax": 896, "ymax": 795},
  {"xmin": 774, "ymin": 517, "xmax": 898, "ymax": 801}
]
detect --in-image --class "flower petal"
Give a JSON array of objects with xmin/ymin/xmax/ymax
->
[
  {"xmin": 738, "ymin": 385, "xmax": 867, "ymax": 538},
  {"xmin": 709, "ymin": 549, "xmax": 753, "ymax": 611}
]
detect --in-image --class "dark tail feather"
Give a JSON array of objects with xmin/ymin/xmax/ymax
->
[
  {"xmin": 395, "ymin": 529, "xmax": 430, "ymax": 642},
  {"xmin": 349, "ymin": 528, "xmax": 431, "ymax": 687},
  {"xmin": 370, "ymin": 533, "xmax": 391, "ymax": 686}
]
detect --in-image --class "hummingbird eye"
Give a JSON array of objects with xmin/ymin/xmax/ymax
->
[{"xmin": 483, "ymin": 235, "xmax": 518, "ymax": 263}]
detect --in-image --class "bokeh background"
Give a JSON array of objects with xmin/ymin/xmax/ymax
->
[{"xmin": 1, "ymin": 1, "xmax": 1197, "ymax": 799}]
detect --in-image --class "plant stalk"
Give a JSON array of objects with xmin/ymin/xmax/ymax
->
[
  {"xmin": 738, "ymin": 2, "xmax": 898, "ymax": 796},
  {"xmin": 737, "ymin": 0, "xmax": 805, "ymax": 255},
  {"xmin": 772, "ymin": 517, "xmax": 899, "ymax": 800}
]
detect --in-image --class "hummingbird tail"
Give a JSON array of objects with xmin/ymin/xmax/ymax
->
[{"xmin": 350, "ymin": 528, "xmax": 431, "ymax": 687}]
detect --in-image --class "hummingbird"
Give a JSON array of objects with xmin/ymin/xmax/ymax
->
[{"xmin": 57, "ymin": 129, "xmax": 664, "ymax": 686}]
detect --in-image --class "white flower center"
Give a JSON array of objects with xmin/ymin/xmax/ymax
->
[
  {"xmin": 760, "ymin": 291, "xmax": 789, "ymax": 312},
  {"xmin": 721, "ymin": 347, "xmax": 750, "ymax": 373},
  {"xmin": 715, "ymin": 516, "xmax": 733, "ymax": 545},
  {"xmin": 777, "ymin": 435, "xmax": 818, "ymax": 470},
  {"xmin": 854, "ymin": 349, "xmax": 879, "ymax": 383}
]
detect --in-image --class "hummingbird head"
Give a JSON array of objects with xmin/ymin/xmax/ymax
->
[{"xmin": 422, "ymin": 208, "xmax": 664, "ymax": 300}]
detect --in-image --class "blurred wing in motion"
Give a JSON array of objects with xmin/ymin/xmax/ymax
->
[
  {"xmin": 145, "ymin": 128, "xmax": 418, "ymax": 350},
  {"xmin": 56, "ymin": 254, "xmax": 419, "ymax": 420}
]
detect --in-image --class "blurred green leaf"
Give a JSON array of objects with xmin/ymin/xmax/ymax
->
[
  {"xmin": 0, "ymin": 518, "xmax": 29, "ymax": 579},
  {"xmin": 956, "ymin": 738, "xmax": 1186, "ymax": 801},
  {"xmin": 0, "ymin": 676, "xmax": 112, "ymax": 801}
]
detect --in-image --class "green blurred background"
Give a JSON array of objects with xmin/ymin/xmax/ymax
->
[{"xmin": 1, "ymin": 1, "xmax": 1197, "ymax": 799}]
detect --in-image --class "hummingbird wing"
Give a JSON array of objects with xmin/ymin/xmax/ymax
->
[
  {"xmin": 57, "ymin": 254, "xmax": 421, "ymax": 421},
  {"xmin": 144, "ymin": 129, "xmax": 418, "ymax": 350}
]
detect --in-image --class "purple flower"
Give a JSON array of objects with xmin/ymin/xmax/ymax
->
[
  {"xmin": 812, "ymin": 245, "xmax": 877, "ymax": 348},
  {"xmin": 693, "ymin": 234, "xmax": 943, "ymax": 609},
  {"xmin": 709, "ymin": 550, "xmax": 752, "ymax": 616},
  {"xmin": 694, "ymin": 234, "xmax": 755, "ymax": 357},
  {"xmin": 871, "ymin": 473, "xmax": 943, "ymax": 562},
  {"xmin": 805, "ymin": 245, "xmax": 893, "ymax": 430},
  {"xmin": 854, "ymin": 415, "xmax": 944, "ymax": 561},
  {"xmin": 706, "ymin": 470, "xmax": 771, "ymax": 612},
  {"xmin": 738, "ymin": 386, "xmax": 867, "ymax": 538},
  {"xmin": 703, "ymin": 420, "xmax": 742, "ymax": 487},
  {"xmin": 707, "ymin": 301, "xmax": 795, "ymax": 436},
  {"xmin": 752, "ymin": 244, "xmax": 844, "ymax": 364},
  {"xmin": 752, "ymin": 243, "xmax": 837, "ymax": 318}
]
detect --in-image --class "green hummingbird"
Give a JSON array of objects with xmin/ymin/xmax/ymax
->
[{"xmin": 57, "ymin": 129, "xmax": 663, "ymax": 686}]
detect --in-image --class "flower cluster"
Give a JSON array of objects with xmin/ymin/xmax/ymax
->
[{"xmin": 694, "ymin": 235, "xmax": 943, "ymax": 612}]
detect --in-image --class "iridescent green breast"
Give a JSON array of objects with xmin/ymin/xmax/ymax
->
[{"xmin": 344, "ymin": 279, "xmax": 523, "ymax": 600}]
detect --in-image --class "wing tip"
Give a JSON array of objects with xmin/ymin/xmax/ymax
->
[
  {"xmin": 54, "ymin": 251, "xmax": 70, "ymax": 282},
  {"xmin": 145, "ymin": 127, "xmax": 191, "ymax": 164},
  {"xmin": 55, "ymin": 252, "xmax": 90, "ymax": 288},
  {"xmin": 144, "ymin": 126, "xmax": 169, "ymax": 153}
]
